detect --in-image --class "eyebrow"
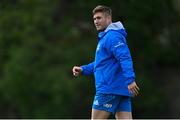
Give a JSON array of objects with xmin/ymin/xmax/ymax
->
[{"xmin": 93, "ymin": 16, "xmax": 101, "ymax": 19}]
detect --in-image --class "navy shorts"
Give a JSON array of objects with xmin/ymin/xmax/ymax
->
[{"xmin": 92, "ymin": 93, "xmax": 132, "ymax": 113}]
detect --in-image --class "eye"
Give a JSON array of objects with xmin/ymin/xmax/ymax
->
[
  {"xmin": 93, "ymin": 16, "xmax": 101, "ymax": 21},
  {"xmin": 96, "ymin": 17, "xmax": 101, "ymax": 20}
]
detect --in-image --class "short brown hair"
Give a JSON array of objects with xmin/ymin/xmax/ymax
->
[{"xmin": 93, "ymin": 5, "xmax": 112, "ymax": 16}]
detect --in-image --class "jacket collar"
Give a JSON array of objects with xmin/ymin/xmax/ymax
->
[{"xmin": 98, "ymin": 21, "xmax": 126, "ymax": 41}]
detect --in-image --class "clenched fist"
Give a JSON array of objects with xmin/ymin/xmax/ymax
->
[{"xmin": 72, "ymin": 66, "xmax": 82, "ymax": 77}]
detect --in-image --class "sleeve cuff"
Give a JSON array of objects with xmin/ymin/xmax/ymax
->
[{"xmin": 126, "ymin": 78, "xmax": 135, "ymax": 85}]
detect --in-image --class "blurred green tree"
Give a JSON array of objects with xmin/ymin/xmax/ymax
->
[{"xmin": 0, "ymin": 0, "xmax": 179, "ymax": 118}]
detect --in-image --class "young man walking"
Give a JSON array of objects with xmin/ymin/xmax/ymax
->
[{"xmin": 72, "ymin": 5, "xmax": 139, "ymax": 119}]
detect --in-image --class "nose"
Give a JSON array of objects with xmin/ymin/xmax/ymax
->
[
  {"xmin": 94, "ymin": 18, "xmax": 100, "ymax": 24},
  {"xmin": 94, "ymin": 19, "xmax": 98, "ymax": 25}
]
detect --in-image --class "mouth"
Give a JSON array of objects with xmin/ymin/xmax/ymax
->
[
  {"xmin": 95, "ymin": 25, "xmax": 101, "ymax": 28},
  {"xmin": 95, "ymin": 23, "xmax": 100, "ymax": 27}
]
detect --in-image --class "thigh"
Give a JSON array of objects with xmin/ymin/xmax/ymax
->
[
  {"xmin": 92, "ymin": 93, "xmax": 119, "ymax": 113},
  {"xmin": 115, "ymin": 111, "xmax": 132, "ymax": 119},
  {"xmin": 91, "ymin": 108, "xmax": 111, "ymax": 119},
  {"xmin": 116, "ymin": 96, "xmax": 132, "ymax": 112},
  {"xmin": 115, "ymin": 96, "xmax": 132, "ymax": 119}
]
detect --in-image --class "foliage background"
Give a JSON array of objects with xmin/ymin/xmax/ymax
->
[{"xmin": 0, "ymin": 0, "xmax": 179, "ymax": 118}]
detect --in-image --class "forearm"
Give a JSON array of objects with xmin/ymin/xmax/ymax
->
[
  {"xmin": 112, "ymin": 44, "xmax": 135, "ymax": 84},
  {"xmin": 120, "ymin": 57, "xmax": 135, "ymax": 84},
  {"xmin": 80, "ymin": 61, "xmax": 94, "ymax": 75}
]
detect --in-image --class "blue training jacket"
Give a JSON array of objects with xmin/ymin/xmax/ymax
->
[{"xmin": 81, "ymin": 21, "xmax": 135, "ymax": 96}]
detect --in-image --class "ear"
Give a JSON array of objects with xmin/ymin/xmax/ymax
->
[{"xmin": 107, "ymin": 15, "xmax": 112, "ymax": 22}]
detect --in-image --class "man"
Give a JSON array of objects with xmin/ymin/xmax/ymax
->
[{"xmin": 72, "ymin": 5, "xmax": 139, "ymax": 119}]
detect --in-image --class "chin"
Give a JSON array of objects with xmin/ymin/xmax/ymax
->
[{"xmin": 97, "ymin": 28, "xmax": 105, "ymax": 32}]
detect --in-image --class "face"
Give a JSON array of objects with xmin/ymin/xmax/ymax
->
[{"xmin": 93, "ymin": 12, "xmax": 112, "ymax": 31}]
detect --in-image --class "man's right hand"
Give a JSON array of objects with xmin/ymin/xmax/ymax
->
[{"xmin": 72, "ymin": 66, "xmax": 82, "ymax": 77}]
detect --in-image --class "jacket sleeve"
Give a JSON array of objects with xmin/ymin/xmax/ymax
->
[
  {"xmin": 80, "ymin": 62, "xmax": 94, "ymax": 76},
  {"xmin": 106, "ymin": 32, "xmax": 135, "ymax": 85}
]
